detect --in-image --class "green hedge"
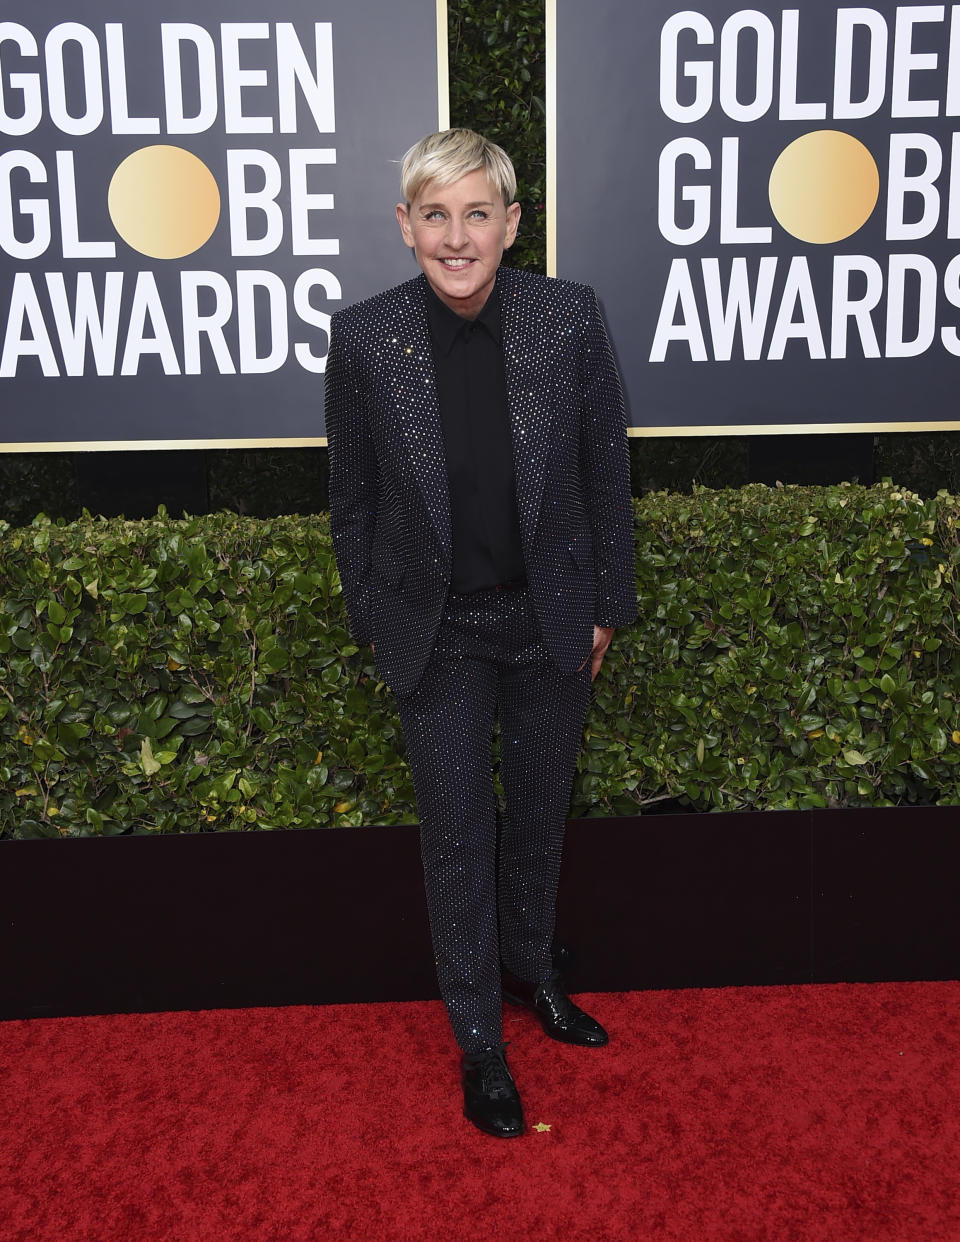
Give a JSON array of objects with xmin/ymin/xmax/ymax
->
[
  {"xmin": 0, "ymin": 512, "xmax": 411, "ymax": 837},
  {"xmin": 1, "ymin": 482, "xmax": 958, "ymax": 838},
  {"xmin": 600, "ymin": 482, "xmax": 960, "ymax": 815}
]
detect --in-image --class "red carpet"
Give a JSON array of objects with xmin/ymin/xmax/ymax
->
[{"xmin": 2, "ymin": 981, "xmax": 958, "ymax": 1242}]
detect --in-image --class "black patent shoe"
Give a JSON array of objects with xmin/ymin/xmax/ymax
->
[
  {"xmin": 461, "ymin": 1042, "xmax": 525, "ymax": 1138},
  {"xmin": 503, "ymin": 968, "xmax": 609, "ymax": 1047}
]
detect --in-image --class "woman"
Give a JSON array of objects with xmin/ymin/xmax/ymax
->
[{"xmin": 326, "ymin": 129, "xmax": 635, "ymax": 1137}]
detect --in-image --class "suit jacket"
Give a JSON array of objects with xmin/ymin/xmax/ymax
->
[{"xmin": 325, "ymin": 264, "xmax": 636, "ymax": 698}]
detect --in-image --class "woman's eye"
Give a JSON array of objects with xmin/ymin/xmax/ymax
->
[{"xmin": 420, "ymin": 208, "xmax": 490, "ymax": 223}]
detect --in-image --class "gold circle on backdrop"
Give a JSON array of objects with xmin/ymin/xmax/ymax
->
[
  {"xmin": 768, "ymin": 130, "xmax": 879, "ymax": 245},
  {"xmin": 108, "ymin": 145, "xmax": 220, "ymax": 259}
]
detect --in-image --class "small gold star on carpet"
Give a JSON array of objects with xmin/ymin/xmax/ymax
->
[{"xmin": 532, "ymin": 1122, "xmax": 552, "ymax": 1133}]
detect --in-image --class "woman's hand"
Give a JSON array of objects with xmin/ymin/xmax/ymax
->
[{"xmin": 577, "ymin": 625, "xmax": 615, "ymax": 680}]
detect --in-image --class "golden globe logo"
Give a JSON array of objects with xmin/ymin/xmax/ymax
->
[
  {"xmin": 650, "ymin": 6, "xmax": 960, "ymax": 363},
  {"xmin": 108, "ymin": 146, "xmax": 221, "ymax": 261},
  {"xmin": 0, "ymin": 20, "xmax": 340, "ymax": 378}
]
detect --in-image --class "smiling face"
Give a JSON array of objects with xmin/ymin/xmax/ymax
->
[{"xmin": 396, "ymin": 168, "xmax": 521, "ymax": 319}]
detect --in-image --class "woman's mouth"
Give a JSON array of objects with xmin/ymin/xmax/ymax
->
[{"xmin": 439, "ymin": 258, "xmax": 474, "ymax": 269}]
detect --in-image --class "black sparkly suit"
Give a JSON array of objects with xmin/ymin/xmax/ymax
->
[{"xmin": 326, "ymin": 264, "xmax": 635, "ymax": 1051}]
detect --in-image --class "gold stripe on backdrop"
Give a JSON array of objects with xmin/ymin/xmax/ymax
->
[
  {"xmin": 545, "ymin": 0, "xmax": 557, "ymax": 279},
  {"xmin": 9, "ymin": 419, "xmax": 960, "ymax": 452},
  {"xmin": 628, "ymin": 423, "xmax": 960, "ymax": 438},
  {"xmin": 1, "ymin": 439, "xmax": 327, "ymax": 453},
  {"xmin": 437, "ymin": 0, "xmax": 450, "ymax": 130}
]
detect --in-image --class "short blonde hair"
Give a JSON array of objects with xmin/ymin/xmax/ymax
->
[{"xmin": 400, "ymin": 129, "xmax": 517, "ymax": 207}]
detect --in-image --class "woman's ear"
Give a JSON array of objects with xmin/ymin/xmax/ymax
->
[
  {"xmin": 503, "ymin": 201, "xmax": 521, "ymax": 249},
  {"xmin": 396, "ymin": 202, "xmax": 416, "ymax": 249}
]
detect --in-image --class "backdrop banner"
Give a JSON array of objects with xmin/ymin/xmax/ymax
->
[
  {"xmin": 0, "ymin": 1, "xmax": 447, "ymax": 449},
  {"xmin": 551, "ymin": 0, "xmax": 960, "ymax": 434}
]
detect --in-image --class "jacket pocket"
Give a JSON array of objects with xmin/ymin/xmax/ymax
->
[{"xmin": 567, "ymin": 535, "xmax": 593, "ymax": 570}]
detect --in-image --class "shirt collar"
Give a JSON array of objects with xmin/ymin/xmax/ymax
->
[{"xmin": 424, "ymin": 276, "xmax": 502, "ymax": 354}]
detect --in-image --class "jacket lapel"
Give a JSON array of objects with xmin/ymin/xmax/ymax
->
[
  {"xmin": 386, "ymin": 276, "xmax": 452, "ymax": 560},
  {"xmin": 499, "ymin": 265, "xmax": 555, "ymax": 557}
]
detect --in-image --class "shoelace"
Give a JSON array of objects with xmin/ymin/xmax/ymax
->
[{"xmin": 465, "ymin": 1041, "xmax": 514, "ymax": 1095}]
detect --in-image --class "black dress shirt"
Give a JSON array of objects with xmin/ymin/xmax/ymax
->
[{"xmin": 424, "ymin": 280, "xmax": 526, "ymax": 593}]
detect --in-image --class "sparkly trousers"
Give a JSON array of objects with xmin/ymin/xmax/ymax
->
[{"xmin": 394, "ymin": 584, "xmax": 592, "ymax": 1053}]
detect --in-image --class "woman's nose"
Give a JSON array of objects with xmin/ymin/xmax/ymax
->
[{"xmin": 444, "ymin": 217, "xmax": 467, "ymax": 248}]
